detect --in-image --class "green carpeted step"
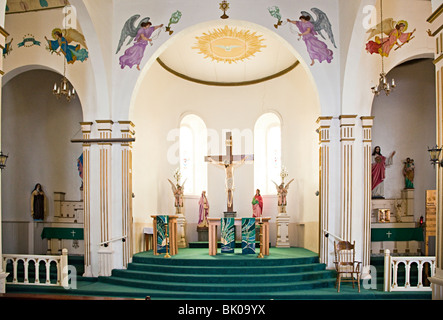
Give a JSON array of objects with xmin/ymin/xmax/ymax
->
[
  {"xmin": 98, "ymin": 274, "xmax": 336, "ymax": 293},
  {"xmin": 131, "ymin": 255, "xmax": 319, "ymax": 267},
  {"xmin": 110, "ymin": 268, "xmax": 335, "ymax": 285},
  {"xmin": 127, "ymin": 262, "xmax": 327, "ymax": 275}
]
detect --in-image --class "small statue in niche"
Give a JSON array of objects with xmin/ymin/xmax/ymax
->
[
  {"xmin": 403, "ymin": 157, "xmax": 415, "ymax": 189},
  {"xmin": 31, "ymin": 183, "xmax": 46, "ymax": 221}
]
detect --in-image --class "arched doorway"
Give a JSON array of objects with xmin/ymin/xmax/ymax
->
[{"xmin": 1, "ymin": 68, "xmax": 83, "ymax": 254}]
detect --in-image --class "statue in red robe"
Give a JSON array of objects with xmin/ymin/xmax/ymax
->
[{"xmin": 252, "ymin": 189, "xmax": 263, "ymax": 218}]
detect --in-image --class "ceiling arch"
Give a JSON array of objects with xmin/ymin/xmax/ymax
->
[{"xmin": 157, "ymin": 20, "xmax": 299, "ymax": 86}]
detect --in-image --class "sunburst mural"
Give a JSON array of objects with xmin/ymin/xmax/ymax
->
[{"xmin": 192, "ymin": 25, "xmax": 266, "ymax": 64}]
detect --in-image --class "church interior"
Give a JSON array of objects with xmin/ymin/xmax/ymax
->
[{"xmin": 0, "ymin": 0, "xmax": 443, "ymax": 305}]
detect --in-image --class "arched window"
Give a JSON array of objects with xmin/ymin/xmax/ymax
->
[
  {"xmin": 254, "ymin": 112, "xmax": 282, "ymax": 195},
  {"xmin": 179, "ymin": 114, "xmax": 207, "ymax": 195}
]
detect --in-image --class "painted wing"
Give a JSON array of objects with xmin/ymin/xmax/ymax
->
[
  {"xmin": 63, "ymin": 28, "xmax": 88, "ymax": 48},
  {"xmin": 285, "ymin": 178, "xmax": 295, "ymax": 189},
  {"xmin": 310, "ymin": 8, "xmax": 337, "ymax": 48},
  {"xmin": 167, "ymin": 179, "xmax": 177, "ymax": 192},
  {"xmin": 116, "ymin": 14, "xmax": 150, "ymax": 54},
  {"xmin": 366, "ymin": 18, "xmax": 396, "ymax": 40}
]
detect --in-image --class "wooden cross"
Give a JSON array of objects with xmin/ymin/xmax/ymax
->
[{"xmin": 205, "ymin": 131, "xmax": 253, "ymax": 212}]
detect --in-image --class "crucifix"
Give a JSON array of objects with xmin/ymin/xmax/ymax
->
[{"xmin": 205, "ymin": 131, "xmax": 253, "ymax": 213}]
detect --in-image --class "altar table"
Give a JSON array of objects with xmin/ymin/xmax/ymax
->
[{"xmin": 208, "ymin": 217, "xmax": 270, "ymax": 256}]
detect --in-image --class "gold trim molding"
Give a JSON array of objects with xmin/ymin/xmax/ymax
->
[
  {"xmin": 0, "ymin": 26, "xmax": 9, "ymax": 38},
  {"xmin": 427, "ymin": 3, "xmax": 443, "ymax": 23},
  {"xmin": 157, "ymin": 57, "xmax": 299, "ymax": 87}
]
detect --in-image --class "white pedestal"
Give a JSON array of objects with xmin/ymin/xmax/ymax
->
[
  {"xmin": 0, "ymin": 272, "xmax": 8, "ymax": 293},
  {"xmin": 429, "ymin": 268, "xmax": 443, "ymax": 300},
  {"xmin": 176, "ymin": 214, "xmax": 187, "ymax": 248},
  {"xmin": 276, "ymin": 213, "xmax": 290, "ymax": 248},
  {"xmin": 98, "ymin": 245, "xmax": 113, "ymax": 277},
  {"xmin": 401, "ymin": 189, "xmax": 414, "ymax": 217}
]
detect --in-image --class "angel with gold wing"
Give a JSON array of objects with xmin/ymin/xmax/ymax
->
[
  {"xmin": 272, "ymin": 178, "xmax": 294, "ymax": 207},
  {"xmin": 45, "ymin": 28, "xmax": 88, "ymax": 64},
  {"xmin": 365, "ymin": 18, "xmax": 416, "ymax": 57}
]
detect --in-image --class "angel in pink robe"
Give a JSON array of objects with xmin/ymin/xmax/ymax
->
[
  {"xmin": 366, "ymin": 22, "xmax": 416, "ymax": 57},
  {"xmin": 252, "ymin": 189, "xmax": 263, "ymax": 218},
  {"xmin": 287, "ymin": 16, "xmax": 333, "ymax": 66},
  {"xmin": 119, "ymin": 21, "xmax": 163, "ymax": 70}
]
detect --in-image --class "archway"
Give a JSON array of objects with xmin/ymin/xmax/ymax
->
[
  {"xmin": 129, "ymin": 20, "xmax": 322, "ymax": 252},
  {"xmin": 1, "ymin": 68, "xmax": 83, "ymax": 254}
]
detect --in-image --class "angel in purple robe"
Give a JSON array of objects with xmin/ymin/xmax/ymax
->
[
  {"xmin": 287, "ymin": 15, "xmax": 333, "ymax": 66},
  {"xmin": 119, "ymin": 21, "xmax": 163, "ymax": 70}
]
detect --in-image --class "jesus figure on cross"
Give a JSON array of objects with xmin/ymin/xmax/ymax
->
[{"xmin": 205, "ymin": 131, "xmax": 253, "ymax": 213}]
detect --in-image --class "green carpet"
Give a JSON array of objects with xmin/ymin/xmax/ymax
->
[{"xmin": 4, "ymin": 247, "xmax": 432, "ymax": 300}]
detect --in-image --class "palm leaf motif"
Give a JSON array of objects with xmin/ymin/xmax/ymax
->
[
  {"xmin": 242, "ymin": 218, "xmax": 256, "ymax": 254},
  {"xmin": 156, "ymin": 215, "xmax": 169, "ymax": 253},
  {"xmin": 221, "ymin": 218, "xmax": 235, "ymax": 253}
]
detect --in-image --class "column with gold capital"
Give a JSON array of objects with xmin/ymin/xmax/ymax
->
[
  {"xmin": 317, "ymin": 116, "xmax": 333, "ymax": 265},
  {"xmin": 80, "ymin": 122, "xmax": 93, "ymax": 277},
  {"xmin": 339, "ymin": 115, "xmax": 357, "ymax": 242},
  {"xmin": 119, "ymin": 121, "xmax": 134, "ymax": 267},
  {"xmin": 96, "ymin": 120, "xmax": 113, "ymax": 276},
  {"xmin": 361, "ymin": 116, "xmax": 374, "ymax": 279}
]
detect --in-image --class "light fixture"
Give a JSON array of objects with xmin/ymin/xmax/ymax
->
[
  {"xmin": 371, "ymin": 0, "xmax": 396, "ymax": 96},
  {"xmin": 428, "ymin": 145, "xmax": 443, "ymax": 167},
  {"xmin": 53, "ymin": 46, "xmax": 75, "ymax": 102},
  {"xmin": 0, "ymin": 151, "xmax": 8, "ymax": 170}
]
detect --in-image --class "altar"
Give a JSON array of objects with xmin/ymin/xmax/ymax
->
[
  {"xmin": 371, "ymin": 222, "xmax": 423, "ymax": 255},
  {"xmin": 208, "ymin": 217, "xmax": 270, "ymax": 256}
]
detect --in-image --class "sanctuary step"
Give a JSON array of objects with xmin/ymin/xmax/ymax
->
[
  {"xmin": 5, "ymin": 248, "xmax": 432, "ymax": 300},
  {"xmin": 94, "ymin": 247, "xmax": 336, "ymax": 299}
]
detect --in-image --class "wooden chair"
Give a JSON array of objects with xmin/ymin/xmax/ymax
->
[{"xmin": 333, "ymin": 241, "xmax": 361, "ymax": 293}]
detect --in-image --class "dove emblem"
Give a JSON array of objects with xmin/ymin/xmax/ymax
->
[{"xmin": 215, "ymin": 45, "xmax": 241, "ymax": 51}]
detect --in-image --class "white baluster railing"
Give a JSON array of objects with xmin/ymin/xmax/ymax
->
[
  {"xmin": 384, "ymin": 249, "xmax": 435, "ymax": 292},
  {"xmin": 2, "ymin": 248, "xmax": 69, "ymax": 287}
]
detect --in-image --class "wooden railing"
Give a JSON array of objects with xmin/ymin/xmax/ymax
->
[
  {"xmin": 384, "ymin": 249, "xmax": 435, "ymax": 292},
  {"xmin": 2, "ymin": 249, "xmax": 69, "ymax": 287}
]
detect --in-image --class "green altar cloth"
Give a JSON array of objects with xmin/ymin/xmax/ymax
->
[
  {"xmin": 371, "ymin": 228, "xmax": 423, "ymax": 242},
  {"xmin": 41, "ymin": 227, "xmax": 84, "ymax": 240}
]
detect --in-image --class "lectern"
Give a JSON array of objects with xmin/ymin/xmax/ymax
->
[{"xmin": 151, "ymin": 215, "xmax": 178, "ymax": 256}]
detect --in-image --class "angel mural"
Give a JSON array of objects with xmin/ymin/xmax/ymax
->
[
  {"xmin": 116, "ymin": 15, "xmax": 163, "ymax": 70},
  {"xmin": 287, "ymin": 8, "xmax": 335, "ymax": 66},
  {"xmin": 45, "ymin": 28, "xmax": 88, "ymax": 64},
  {"xmin": 366, "ymin": 18, "xmax": 416, "ymax": 57}
]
